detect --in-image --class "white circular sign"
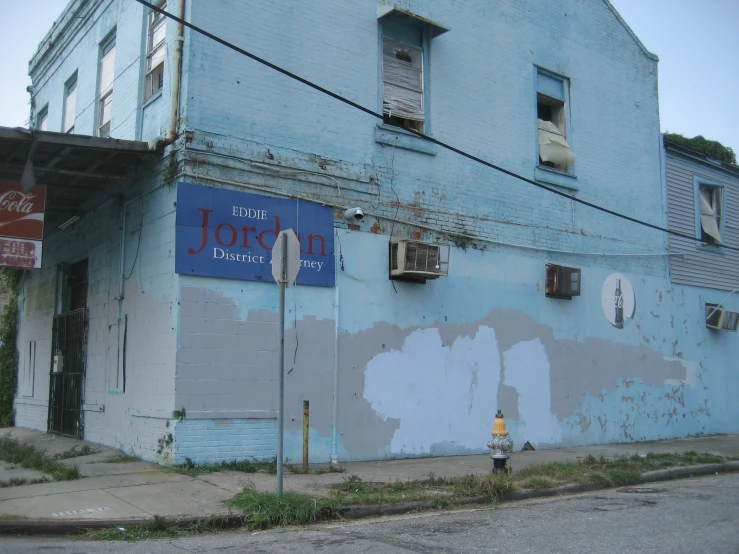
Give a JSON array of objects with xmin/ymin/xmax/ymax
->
[{"xmin": 601, "ymin": 273, "xmax": 635, "ymax": 329}]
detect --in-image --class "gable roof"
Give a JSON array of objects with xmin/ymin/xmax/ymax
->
[{"xmin": 602, "ymin": 0, "xmax": 659, "ymax": 61}]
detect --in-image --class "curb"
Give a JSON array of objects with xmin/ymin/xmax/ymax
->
[
  {"xmin": 0, "ymin": 513, "xmax": 245, "ymax": 536},
  {"xmin": 2, "ymin": 461, "xmax": 738, "ymax": 535}
]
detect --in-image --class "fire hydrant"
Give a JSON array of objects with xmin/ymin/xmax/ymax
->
[{"xmin": 487, "ymin": 410, "xmax": 514, "ymax": 472}]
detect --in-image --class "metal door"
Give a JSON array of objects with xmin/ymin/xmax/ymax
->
[{"xmin": 47, "ymin": 309, "xmax": 87, "ymax": 437}]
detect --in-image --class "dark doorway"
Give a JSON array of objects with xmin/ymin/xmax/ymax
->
[{"xmin": 48, "ymin": 260, "xmax": 88, "ymax": 438}]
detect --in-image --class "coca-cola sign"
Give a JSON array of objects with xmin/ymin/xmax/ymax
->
[{"xmin": 0, "ymin": 179, "xmax": 46, "ymax": 241}]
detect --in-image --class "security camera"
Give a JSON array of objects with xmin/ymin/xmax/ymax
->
[
  {"xmin": 26, "ymin": 85, "xmax": 34, "ymax": 93},
  {"xmin": 343, "ymin": 207, "xmax": 364, "ymax": 221}
]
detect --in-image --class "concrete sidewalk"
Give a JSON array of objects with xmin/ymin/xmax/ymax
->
[{"xmin": 0, "ymin": 427, "xmax": 737, "ymax": 525}]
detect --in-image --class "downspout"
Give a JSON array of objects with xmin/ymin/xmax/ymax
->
[
  {"xmin": 331, "ymin": 286, "xmax": 340, "ymax": 463},
  {"xmin": 148, "ymin": 0, "xmax": 185, "ymax": 150}
]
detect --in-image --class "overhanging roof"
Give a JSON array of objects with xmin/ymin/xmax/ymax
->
[{"xmin": 0, "ymin": 127, "xmax": 159, "ymax": 231}]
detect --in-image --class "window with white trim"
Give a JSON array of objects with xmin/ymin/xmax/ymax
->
[
  {"xmin": 63, "ymin": 72, "xmax": 77, "ymax": 134},
  {"xmin": 144, "ymin": 2, "xmax": 166, "ymax": 103},
  {"xmin": 36, "ymin": 105, "xmax": 48, "ymax": 131},
  {"xmin": 98, "ymin": 34, "xmax": 116, "ymax": 137},
  {"xmin": 698, "ymin": 183, "xmax": 723, "ymax": 245},
  {"xmin": 536, "ymin": 69, "xmax": 575, "ymax": 172}
]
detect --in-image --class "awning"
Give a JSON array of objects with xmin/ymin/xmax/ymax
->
[
  {"xmin": 377, "ymin": 4, "xmax": 450, "ymax": 37},
  {"xmin": 0, "ymin": 127, "xmax": 159, "ymax": 231}
]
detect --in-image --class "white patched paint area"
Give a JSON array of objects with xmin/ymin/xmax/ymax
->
[
  {"xmin": 364, "ymin": 326, "xmax": 501, "ymax": 455},
  {"xmin": 503, "ymin": 338, "xmax": 562, "ymax": 446}
]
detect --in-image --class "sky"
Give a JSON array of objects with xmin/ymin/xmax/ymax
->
[{"xmin": 0, "ymin": 0, "xmax": 736, "ymax": 154}]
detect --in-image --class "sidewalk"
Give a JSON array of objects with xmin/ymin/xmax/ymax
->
[{"xmin": 0, "ymin": 427, "xmax": 737, "ymax": 526}]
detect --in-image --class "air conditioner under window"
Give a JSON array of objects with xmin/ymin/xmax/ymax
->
[
  {"xmin": 545, "ymin": 264, "xmax": 581, "ymax": 299},
  {"xmin": 390, "ymin": 240, "xmax": 449, "ymax": 283},
  {"xmin": 705, "ymin": 303, "xmax": 739, "ymax": 332}
]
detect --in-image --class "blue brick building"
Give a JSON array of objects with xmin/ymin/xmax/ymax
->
[{"xmin": 8, "ymin": 0, "xmax": 739, "ymax": 464}]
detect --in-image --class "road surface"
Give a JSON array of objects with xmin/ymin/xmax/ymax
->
[{"xmin": 4, "ymin": 473, "xmax": 738, "ymax": 553}]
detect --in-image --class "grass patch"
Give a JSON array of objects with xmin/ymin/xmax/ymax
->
[
  {"xmin": 0, "ymin": 434, "xmax": 81, "ymax": 481},
  {"xmin": 81, "ymin": 515, "xmax": 221, "ymax": 542},
  {"xmin": 104, "ymin": 454, "xmax": 140, "ymax": 463},
  {"xmin": 227, "ymin": 489, "xmax": 338, "ymax": 530},
  {"xmin": 315, "ymin": 465, "xmax": 347, "ymax": 475},
  {"xmin": 515, "ymin": 451, "xmax": 726, "ymax": 489},
  {"xmin": 0, "ymin": 477, "xmax": 50, "ymax": 488}
]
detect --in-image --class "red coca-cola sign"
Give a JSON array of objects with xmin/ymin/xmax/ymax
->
[{"xmin": 0, "ymin": 179, "xmax": 46, "ymax": 240}]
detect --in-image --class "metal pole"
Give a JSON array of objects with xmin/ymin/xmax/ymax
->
[
  {"xmin": 302, "ymin": 400, "xmax": 309, "ymax": 472},
  {"xmin": 276, "ymin": 232, "xmax": 287, "ymax": 497}
]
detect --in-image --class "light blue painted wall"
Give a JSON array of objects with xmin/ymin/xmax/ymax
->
[{"xmin": 168, "ymin": 0, "xmax": 739, "ymax": 464}]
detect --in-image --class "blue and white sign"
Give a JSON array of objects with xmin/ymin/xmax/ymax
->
[{"xmin": 175, "ymin": 182, "xmax": 335, "ymax": 287}]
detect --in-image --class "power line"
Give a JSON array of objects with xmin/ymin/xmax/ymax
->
[{"xmin": 134, "ymin": 0, "xmax": 739, "ymax": 254}]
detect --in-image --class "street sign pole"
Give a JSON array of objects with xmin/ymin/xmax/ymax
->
[
  {"xmin": 272, "ymin": 229, "xmax": 300, "ymax": 498},
  {"xmin": 276, "ymin": 231, "xmax": 286, "ymax": 497}
]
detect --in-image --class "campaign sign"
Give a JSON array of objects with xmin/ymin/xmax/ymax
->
[{"xmin": 175, "ymin": 182, "xmax": 335, "ymax": 287}]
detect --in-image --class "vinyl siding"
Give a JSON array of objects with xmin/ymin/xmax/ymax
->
[{"xmin": 666, "ymin": 150, "xmax": 739, "ymax": 290}]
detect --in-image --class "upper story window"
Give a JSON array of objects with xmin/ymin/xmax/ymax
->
[
  {"xmin": 382, "ymin": 35, "xmax": 425, "ymax": 133},
  {"xmin": 698, "ymin": 182, "xmax": 724, "ymax": 245},
  {"xmin": 63, "ymin": 72, "xmax": 77, "ymax": 134},
  {"xmin": 378, "ymin": 9, "xmax": 447, "ymax": 136},
  {"xmin": 536, "ymin": 69, "xmax": 575, "ymax": 172},
  {"xmin": 144, "ymin": 2, "xmax": 166, "ymax": 103},
  {"xmin": 98, "ymin": 33, "xmax": 116, "ymax": 137},
  {"xmin": 36, "ymin": 104, "xmax": 48, "ymax": 131}
]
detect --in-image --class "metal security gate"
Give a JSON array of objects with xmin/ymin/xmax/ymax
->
[{"xmin": 47, "ymin": 309, "xmax": 87, "ymax": 437}]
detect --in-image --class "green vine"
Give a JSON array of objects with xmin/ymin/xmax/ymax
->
[{"xmin": 0, "ymin": 269, "xmax": 21, "ymax": 427}]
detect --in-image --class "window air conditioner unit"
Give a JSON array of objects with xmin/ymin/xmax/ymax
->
[
  {"xmin": 545, "ymin": 264, "xmax": 581, "ymax": 299},
  {"xmin": 390, "ymin": 240, "xmax": 449, "ymax": 283},
  {"xmin": 705, "ymin": 303, "xmax": 739, "ymax": 332}
]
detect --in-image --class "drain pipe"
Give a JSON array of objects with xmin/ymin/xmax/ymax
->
[
  {"xmin": 148, "ymin": 0, "xmax": 185, "ymax": 150},
  {"xmin": 330, "ymin": 286, "xmax": 340, "ymax": 464}
]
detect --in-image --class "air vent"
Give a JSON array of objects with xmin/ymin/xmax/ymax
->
[
  {"xmin": 545, "ymin": 264, "xmax": 581, "ymax": 299},
  {"xmin": 706, "ymin": 303, "xmax": 739, "ymax": 332},
  {"xmin": 390, "ymin": 240, "xmax": 449, "ymax": 283}
]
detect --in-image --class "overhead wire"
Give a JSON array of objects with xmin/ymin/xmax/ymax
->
[{"xmin": 134, "ymin": 0, "xmax": 739, "ymax": 254}]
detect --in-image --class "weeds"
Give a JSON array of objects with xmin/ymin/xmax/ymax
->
[
  {"xmin": 287, "ymin": 464, "xmax": 347, "ymax": 475},
  {"xmin": 227, "ymin": 489, "xmax": 338, "ymax": 530},
  {"xmin": 0, "ymin": 434, "xmax": 81, "ymax": 481},
  {"xmin": 53, "ymin": 445, "xmax": 99, "ymax": 460},
  {"xmin": 104, "ymin": 454, "xmax": 140, "ymax": 463},
  {"xmin": 171, "ymin": 457, "xmax": 279, "ymax": 476},
  {"xmin": 82, "ymin": 515, "xmax": 221, "ymax": 542},
  {"xmin": 0, "ymin": 477, "xmax": 50, "ymax": 487}
]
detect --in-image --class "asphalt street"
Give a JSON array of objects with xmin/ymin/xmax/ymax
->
[{"xmin": 4, "ymin": 473, "xmax": 739, "ymax": 553}]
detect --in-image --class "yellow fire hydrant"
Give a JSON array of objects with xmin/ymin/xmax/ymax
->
[{"xmin": 487, "ymin": 410, "xmax": 514, "ymax": 472}]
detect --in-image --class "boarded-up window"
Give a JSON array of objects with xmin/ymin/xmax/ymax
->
[{"xmin": 382, "ymin": 39, "xmax": 424, "ymax": 133}]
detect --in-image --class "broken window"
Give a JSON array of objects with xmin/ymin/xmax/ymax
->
[
  {"xmin": 382, "ymin": 37, "xmax": 425, "ymax": 133},
  {"xmin": 698, "ymin": 183, "xmax": 723, "ymax": 245},
  {"xmin": 36, "ymin": 105, "xmax": 48, "ymax": 131},
  {"xmin": 536, "ymin": 69, "xmax": 575, "ymax": 171},
  {"xmin": 144, "ymin": 2, "xmax": 166, "ymax": 103},
  {"xmin": 98, "ymin": 34, "xmax": 116, "ymax": 137},
  {"xmin": 63, "ymin": 72, "xmax": 77, "ymax": 134}
]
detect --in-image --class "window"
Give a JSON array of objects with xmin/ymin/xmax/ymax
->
[
  {"xmin": 536, "ymin": 69, "xmax": 575, "ymax": 172},
  {"xmin": 144, "ymin": 2, "xmax": 166, "ymax": 103},
  {"xmin": 698, "ymin": 183, "xmax": 723, "ymax": 245},
  {"xmin": 98, "ymin": 34, "xmax": 116, "ymax": 137},
  {"xmin": 545, "ymin": 264, "xmax": 581, "ymax": 299},
  {"xmin": 63, "ymin": 72, "xmax": 77, "ymax": 134},
  {"xmin": 706, "ymin": 303, "xmax": 739, "ymax": 332},
  {"xmin": 382, "ymin": 37, "xmax": 424, "ymax": 133},
  {"xmin": 36, "ymin": 105, "xmax": 48, "ymax": 131}
]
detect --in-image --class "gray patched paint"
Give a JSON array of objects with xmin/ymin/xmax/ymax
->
[{"xmin": 178, "ymin": 287, "xmax": 690, "ymax": 460}]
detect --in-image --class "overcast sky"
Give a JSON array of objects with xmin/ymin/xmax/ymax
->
[{"xmin": 0, "ymin": 0, "xmax": 736, "ymax": 154}]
